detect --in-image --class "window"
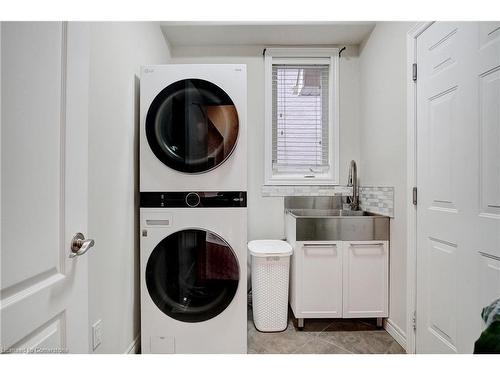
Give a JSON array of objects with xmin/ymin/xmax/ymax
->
[{"xmin": 264, "ymin": 48, "xmax": 339, "ymax": 185}]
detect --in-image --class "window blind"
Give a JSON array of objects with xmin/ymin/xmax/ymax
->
[{"xmin": 272, "ymin": 64, "xmax": 330, "ymax": 173}]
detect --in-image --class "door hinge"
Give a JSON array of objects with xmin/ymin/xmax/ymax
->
[
  {"xmin": 412, "ymin": 311, "xmax": 417, "ymax": 331},
  {"xmin": 412, "ymin": 63, "xmax": 417, "ymax": 82},
  {"xmin": 412, "ymin": 187, "xmax": 418, "ymax": 206}
]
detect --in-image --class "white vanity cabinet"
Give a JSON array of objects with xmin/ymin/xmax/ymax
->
[
  {"xmin": 284, "ymin": 203, "xmax": 390, "ymax": 325},
  {"xmin": 289, "ymin": 240, "xmax": 389, "ymax": 321},
  {"xmin": 342, "ymin": 241, "xmax": 389, "ymax": 318}
]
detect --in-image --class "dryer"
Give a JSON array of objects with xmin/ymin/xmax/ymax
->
[
  {"xmin": 140, "ymin": 192, "xmax": 247, "ymax": 353},
  {"xmin": 140, "ymin": 64, "xmax": 247, "ymax": 192}
]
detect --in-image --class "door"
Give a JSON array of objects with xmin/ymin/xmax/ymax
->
[
  {"xmin": 342, "ymin": 241, "xmax": 388, "ymax": 318},
  {"xmin": 145, "ymin": 229, "xmax": 240, "ymax": 323},
  {"xmin": 298, "ymin": 242, "xmax": 342, "ymax": 317},
  {"xmin": 145, "ymin": 79, "xmax": 240, "ymax": 173},
  {"xmin": 1, "ymin": 22, "xmax": 90, "ymax": 353},
  {"xmin": 416, "ymin": 22, "xmax": 500, "ymax": 353},
  {"xmin": 475, "ymin": 22, "xmax": 500, "ymax": 337}
]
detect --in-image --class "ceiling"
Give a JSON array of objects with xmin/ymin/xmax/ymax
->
[{"xmin": 161, "ymin": 22, "xmax": 376, "ymax": 48}]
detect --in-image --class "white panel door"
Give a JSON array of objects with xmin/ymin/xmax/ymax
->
[
  {"xmin": 475, "ymin": 20, "xmax": 500, "ymax": 343},
  {"xmin": 342, "ymin": 241, "xmax": 388, "ymax": 318},
  {"xmin": 416, "ymin": 22, "xmax": 500, "ymax": 354},
  {"xmin": 1, "ymin": 22, "xmax": 90, "ymax": 353}
]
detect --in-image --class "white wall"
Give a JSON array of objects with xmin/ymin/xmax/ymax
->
[
  {"xmin": 359, "ymin": 22, "xmax": 414, "ymax": 343},
  {"xmin": 169, "ymin": 45, "xmax": 361, "ymax": 241},
  {"xmin": 87, "ymin": 22, "xmax": 170, "ymax": 353}
]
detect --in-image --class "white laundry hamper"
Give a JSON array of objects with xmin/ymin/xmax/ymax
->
[{"xmin": 248, "ymin": 240, "xmax": 293, "ymax": 332}]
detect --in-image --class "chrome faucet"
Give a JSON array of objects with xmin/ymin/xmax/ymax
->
[{"xmin": 347, "ymin": 160, "xmax": 359, "ymax": 211}]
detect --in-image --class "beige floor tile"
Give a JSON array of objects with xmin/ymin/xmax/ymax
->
[
  {"xmin": 290, "ymin": 318, "xmax": 334, "ymax": 333},
  {"xmin": 317, "ymin": 331, "xmax": 396, "ymax": 354},
  {"xmin": 250, "ymin": 330, "xmax": 316, "ymax": 354},
  {"xmin": 293, "ymin": 338, "xmax": 352, "ymax": 354},
  {"xmin": 385, "ymin": 341, "xmax": 406, "ymax": 354},
  {"xmin": 321, "ymin": 318, "xmax": 379, "ymax": 332},
  {"xmin": 247, "ymin": 308, "xmax": 405, "ymax": 354}
]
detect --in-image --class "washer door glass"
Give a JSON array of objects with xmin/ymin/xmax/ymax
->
[
  {"xmin": 146, "ymin": 79, "xmax": 239, "ymax": 173},
  {"xmin": 146, "ymin": 229, "xmax": 240, "ymax": 323}
]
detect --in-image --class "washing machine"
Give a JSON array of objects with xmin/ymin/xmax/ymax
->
[
  {"xmin": 140, "ymin": 64, "xmax": 247, "ymax": 192},
  {"xmin": 140, "ymin": 192, "xmax": 247, "ymax": 353}
]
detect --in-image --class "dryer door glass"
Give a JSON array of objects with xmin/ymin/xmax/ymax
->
[
  {"xmin": 146, "ymin": 229, "xmax": 240, "ymax": 323},
  {"xmin": 146, "ymin": 79, "xmax": 239, "ymax": 173}
]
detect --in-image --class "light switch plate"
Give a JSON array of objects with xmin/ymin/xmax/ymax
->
[{"xmin": 92, "ymin": 319, "xmax": 103, "ymax": 350}]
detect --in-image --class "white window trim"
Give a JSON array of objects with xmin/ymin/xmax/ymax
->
[{"xmin": 264, "ymin": 47, "xmax": 340, "ymax": 186}]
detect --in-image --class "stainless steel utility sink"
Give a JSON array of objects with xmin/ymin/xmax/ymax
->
[{"xmin": 285, "ymin": 208, "xmax": 390, "ymax": 241}]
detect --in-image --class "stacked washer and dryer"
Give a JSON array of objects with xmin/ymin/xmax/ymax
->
[{"xmin": 139, "ymin": 65, "xmax": 247, "ymax": 353}]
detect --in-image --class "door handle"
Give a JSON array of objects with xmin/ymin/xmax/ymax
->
[{"xmin": 70, "ymin": 232, "xmax": 95, "ymax": 258}]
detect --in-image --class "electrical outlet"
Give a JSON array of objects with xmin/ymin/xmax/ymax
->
[{"xmin": 92, "ymin": 319, "xmax": 103, "ymax": 350}]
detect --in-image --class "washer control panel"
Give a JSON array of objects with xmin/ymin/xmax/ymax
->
[{"xmin": 140, "ymin": 191, "xmax": 247, "ymax": 208}]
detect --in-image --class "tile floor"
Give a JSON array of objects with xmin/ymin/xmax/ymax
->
[{"xmin": 247, "ymin": 308, "xmax": 406, "ymax": 354}]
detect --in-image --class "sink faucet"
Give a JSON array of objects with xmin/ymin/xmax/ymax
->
[{"xmin": 347, "ymin": 160, "xmax": 359, "ymax": 211}]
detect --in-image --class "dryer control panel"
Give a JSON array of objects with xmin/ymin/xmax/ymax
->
[{"xmin": 140, "ymin": 191, "xmax": 247, "ymax": 208}]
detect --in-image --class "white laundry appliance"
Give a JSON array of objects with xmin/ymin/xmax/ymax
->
[
  {"xmin": 140, "ymin": 192, "xmax": 247, "ymax": 353},
  {"xmin": 140, "ymin": 64, "xmax": 247, "ymax": 192}
]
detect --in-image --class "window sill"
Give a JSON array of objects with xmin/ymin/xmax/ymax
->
[{"xmin": 264, "ymin": 176, "xmax": 338, "ymax": 186}]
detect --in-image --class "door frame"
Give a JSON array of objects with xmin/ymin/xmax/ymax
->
[{"xmin": 405, "ymin": 21, "xmax": 434, "ymax": 355}]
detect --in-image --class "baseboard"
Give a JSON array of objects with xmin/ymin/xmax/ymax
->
[
  {"xmin": 125, "ymin": 334, "xmax": 140, "ymax": 354},
  {"xmin": 384, "ymin": 318, "xmax": 407, "ymax": 352}
]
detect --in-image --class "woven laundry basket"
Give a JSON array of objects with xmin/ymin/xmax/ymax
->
[{"xmin": 248, "ymin": 240, "xmax": 293, "ymax": 332}]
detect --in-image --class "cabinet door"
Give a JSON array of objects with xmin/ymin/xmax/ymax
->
[
  {"xmin": 299, "ymin": 242, "xmax": 342, "ymax": 317},
  {"xmin": 343, "ymin": 241, "xmax": 389, "ymax": 318}
]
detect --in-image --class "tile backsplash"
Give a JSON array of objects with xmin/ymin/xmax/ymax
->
[
  {"xmin": 261, "ymin": 185, "xmax": 353, "ymax": 197},
  {"xmin": 359, "ymin": 186, "xmax": 394, "ymax": 217},
  {"xmin": 262, "ymin": 185, "xmax": 395, "ymax": 217}
]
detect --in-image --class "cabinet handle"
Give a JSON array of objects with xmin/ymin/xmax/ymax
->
[
  {"xmin": 349, "ymin": 243, "xmax": 384, "ymax": 247},
  {"xmin": 303, "ymin": 243, "xmax": 337, "ymax": 247}
]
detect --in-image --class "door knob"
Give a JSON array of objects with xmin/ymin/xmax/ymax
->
[{"xmin": 70, "ymin": 232, "xmax": 95, "ymax": 258}]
